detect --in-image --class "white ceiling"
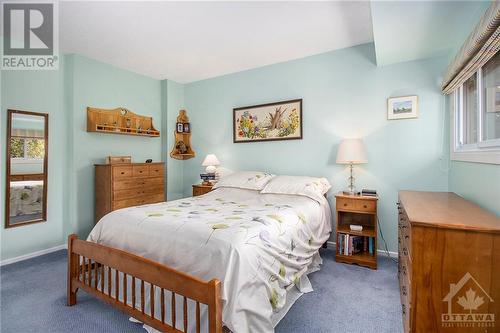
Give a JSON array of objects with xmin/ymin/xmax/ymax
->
[{"xmin": 60, "ymin": 1, "xmax": 374, "ymax": 83}]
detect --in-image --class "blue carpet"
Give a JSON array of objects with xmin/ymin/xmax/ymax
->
[{"xmin": 1, "ymin": 249, "xmax": 402, "ymax": 332}]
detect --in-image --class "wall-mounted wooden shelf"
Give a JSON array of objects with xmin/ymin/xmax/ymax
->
[
  {"xmin": 87, "ymin": 107, "xmax": 160, "ymax": 137},
  {"xmin": 170, "ymin": 110, "xmax": 195, "ymax": 160}
]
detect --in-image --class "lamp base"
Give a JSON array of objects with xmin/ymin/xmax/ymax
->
[
  {"xmin": 205, "ymin": 165, "xmax": 217, "ymax": 174},
  {"xmin": 342, "ymin": 190, "xmax": 359, "ymax": 196}
]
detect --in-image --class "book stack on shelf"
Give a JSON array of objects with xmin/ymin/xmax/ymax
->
[{"xmin": 337, "ymin": 234, "xmax": 375, "ymax": 256}]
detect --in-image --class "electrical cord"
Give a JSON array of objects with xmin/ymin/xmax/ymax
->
[{"xmin": 377, "ymin": 215, "xmax": 398, "ymax": 264}]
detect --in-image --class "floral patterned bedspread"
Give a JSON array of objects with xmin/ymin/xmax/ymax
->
[
  {"xmin": 9, "ymin": 181, "xmax": 43, "ymax": 217},
  {"xmin": 88, "ymin": 187, "xmax": 331, "ymax": 333}
]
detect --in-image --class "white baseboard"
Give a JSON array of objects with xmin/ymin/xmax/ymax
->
[
  {"xmin": 1, "ymin": 244, "xmax": 67, "ymax": 266},
  {"xmin": 326, "ymin": 241, "xmax": 398, "ymax": 259}
]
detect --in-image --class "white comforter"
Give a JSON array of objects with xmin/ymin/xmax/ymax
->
[{"xmin": 88, "ymin": 187, "xmax": 331, "ymax": 333}]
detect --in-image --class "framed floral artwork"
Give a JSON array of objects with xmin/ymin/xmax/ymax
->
[{"xmin": 233, "ymin": 99, "xmax": 303, "ymax": 143}]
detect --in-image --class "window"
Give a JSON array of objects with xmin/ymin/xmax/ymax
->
[
  {"xmin": 452, "ymin": 52, "xmax": 500, "ymax": 164},
  {"xmin": 10, "ymin": 137, "xmax": 45, "ymax": 160},
  {"xmin": 463, "ymin": 74, "xmax": 478, "ymax": 144},
  {"xmin": 481, "ymin": 54, "xmax": 500, "ymax": 141}
]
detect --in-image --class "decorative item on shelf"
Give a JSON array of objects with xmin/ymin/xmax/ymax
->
[
  {"xmin": 349, "ymin": 224, "xmax": 363, "ymax": 231},
  {"xmin": 87, "ymin": 107, "xmax": 160, "ymax": 137},
  {"xmin": 387, "ymin": 95, "xmax": 418, "ymax": 120},
  {"xmin": 200, "ymin": 173, "xmax": 216, "ymax": 186},
  {"xmin": 202, "ymin": 154, "xmax": 220, "ymax": 174},
  {"xmin": 175, "ymin": 141, "xmax": 188, "ymax": 154},
  {"xmin": 336, "ymin": 138, "xmax": 367, "ymax": 195},
  {"xmin": 145, "ymin": 159, "xmax": 152, "ymax": 163},
  {"xmin": 170, "ymin": 110, "xmax": 195, "ymax": 160},
  {"xmin": 105, "ymin": 156, "xmax": 132, "ymax": 164},
  {"xmin": 233, "ymin": 99, "xmax": 302, "ymax": 143}
]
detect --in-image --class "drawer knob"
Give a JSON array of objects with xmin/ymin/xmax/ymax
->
[
  {"xmin": 363, "ymin": 205, "xmax": 367, "ymax": 208},
  {"xmin": 344, "ymin": 203, "xmax": 347, "ymax": 206},
  {"xmin": 121, "ymin": 172, "xmax": 125, "ymax": 175}
]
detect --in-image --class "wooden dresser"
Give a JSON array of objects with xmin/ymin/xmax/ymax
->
[
  {"xmin": 95, "ymin": 162, "xmax": 165, "ymax": 223},
  {"xmin": 398, "ymin": 191, "xmax": 500, "ymax": 333}
]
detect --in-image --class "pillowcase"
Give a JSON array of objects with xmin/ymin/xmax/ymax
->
[
  {"xmin": 213, "ymin": 171, "xmax": 275, "ymax": 191},
  {"xmin": 260, "ymin": 175, "xmax": 331, "ymax": 203}
]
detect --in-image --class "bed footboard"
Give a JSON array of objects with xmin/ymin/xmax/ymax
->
[{"xmin": 67, "ymin": 234, "xmax": 222, "ymax": 333}]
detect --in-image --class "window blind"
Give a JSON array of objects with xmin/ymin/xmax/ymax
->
[{"xmin": 442, "ymin": 2, "xmax": 500, "ymax": 95}]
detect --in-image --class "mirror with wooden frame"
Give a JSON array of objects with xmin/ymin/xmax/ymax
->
[{"xmin": 5, "ymin": 110, "xmax": 48, "ymax": 228}]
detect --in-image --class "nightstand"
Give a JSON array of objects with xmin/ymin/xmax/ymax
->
[
  {"xmin": 192, "ymin": 184, "xmax": 213, "ymax": 197},
  {"xmin": 335, "ymin": 192, "xmax": 378, "ymax": 269}
]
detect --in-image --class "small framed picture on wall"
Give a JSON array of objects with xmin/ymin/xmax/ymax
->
[
  {"xmin": 176, "ymin": 122, "xmax": 184, "ymax": 133},
  {"xmin": 183, "ymin": 123, "xmax": 190, "ymax": 133},
  {"xmin": 387, "ymin": 95, "xmax": 418, "ymax": 120}
]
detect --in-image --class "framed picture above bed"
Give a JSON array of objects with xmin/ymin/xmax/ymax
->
[{"xmin": 233, "ymin": 99, "xmax": 302, "ymax": 143}]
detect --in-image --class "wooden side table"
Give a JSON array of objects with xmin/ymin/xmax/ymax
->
[
  {"xmin": 335, "ymin": 192, "xmax": 378, "ymax": 269},
  {"xmin": 192, "ymin": 184, "xmax": 213, "ymax": 197}
]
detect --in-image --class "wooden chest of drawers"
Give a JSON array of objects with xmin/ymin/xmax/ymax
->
[
  {"xmin": 95, "ymin": 162, "xmax": 165, "ymax": 223},
  {"xmin": 398, "ymin": 191, "xmax": 500, "ymax": 333}
]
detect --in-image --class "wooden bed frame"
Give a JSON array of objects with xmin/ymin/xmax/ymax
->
[{"xmin": 67, "ymin": 234, "xmax": 222, "ymax": 333}]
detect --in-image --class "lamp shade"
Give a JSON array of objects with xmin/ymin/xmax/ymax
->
[
  {"xmin": 336, "ymin": 139, "xmax": 367, "ymax": 164},
  {"xmin": 202, "ymin": 154, "xmax": 220, "ymax": 167}
]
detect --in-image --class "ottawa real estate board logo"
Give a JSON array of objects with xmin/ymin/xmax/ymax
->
[
  {"xmin": 2, "ymin": 1, "xmax": 59, "ymax": 70},
  {"xmin": 442, "ymin": 272, "xmax": 495, "ymax": 329}
]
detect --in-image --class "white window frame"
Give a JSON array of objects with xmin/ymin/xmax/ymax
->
[
  {"xmin": 451, "ymin": 69, "xmax": 500, "ymax": 164},
  {"xmin": 11, "ymin": 137, "xmax": 44, "ymax": 163}
]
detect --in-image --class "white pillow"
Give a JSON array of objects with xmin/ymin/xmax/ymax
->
[
  {"xmin": 260, "ymin": 175, "xmax": 331, "ymax": 203},
  {"xmin": 213, "ymin": 171, "xmax": 275, "ymax": 191}
]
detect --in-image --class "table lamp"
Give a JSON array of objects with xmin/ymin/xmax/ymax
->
[
  {"xmin": 336, "ymin": 138, "xmax": 367, "ymax": 195},
  {"xmin": 202, "ymin": 154, "xmax": 220, "ymax": 174}
]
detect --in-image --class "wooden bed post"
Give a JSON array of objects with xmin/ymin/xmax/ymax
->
[
  {"xmin": 208, "ymin": 279, "xmax": 222, "ymax": 333},
  {"xmin": 67, "ymin": 234, "xmax": 78, "ymax": 306}
]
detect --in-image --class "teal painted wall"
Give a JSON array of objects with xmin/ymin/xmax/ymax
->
[
  {"xmin": 66, "ymin": 55, "xmax": 163, "ymax": 238},
  {"xmin": 372, "ymin": 1, "xmax": 490, "ymax": 66},
  {"xmin": 449, "ymin": 162, "xmax": 500, "ymax": 216},
  {"xmin": 183, "ymin": 43, "xmax": 450, "ymax": 252},
  {"xmin": 3, "ymin": 44, "xmax": 496, "ymax": 261},
  {"xmin": 1, "ymin": 54, "xmax": 165, "ymax": 260},
  {"xmin": 1, "ymin": 58, "xmax": 67, "ymax": 260},
  {"xmin": 163, "ymin": 80, "xmax": 186, "ymax": 200}
]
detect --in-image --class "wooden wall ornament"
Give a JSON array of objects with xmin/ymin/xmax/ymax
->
[
  {"xmin": 87, "ymin": 107, "xmax": 160, "ymax": 137},
  {"xmin": 170, "ymin": 110, "xmax": 195, "ymax": 160}
]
